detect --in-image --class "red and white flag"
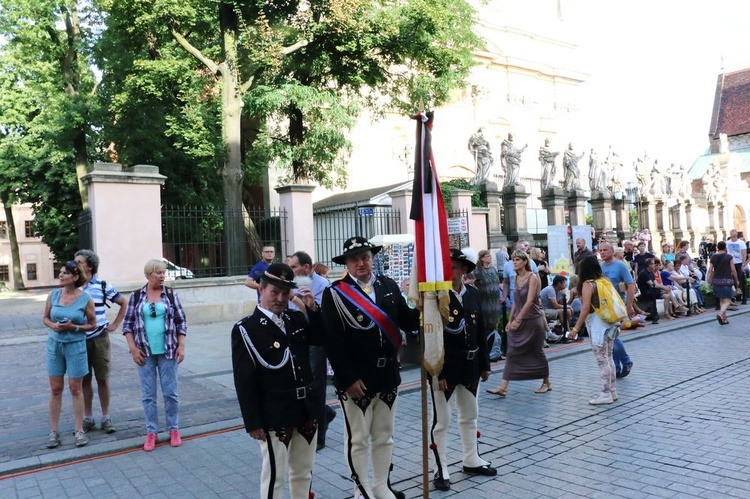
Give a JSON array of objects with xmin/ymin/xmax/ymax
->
[{"xmin": 408, "ymin": 111, "xmax": 451, "ymax": 376}]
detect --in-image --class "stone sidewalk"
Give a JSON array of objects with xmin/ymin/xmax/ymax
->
[{"xmin": 2, "ymin": 300, "xmax": 750, "ymax": 497}]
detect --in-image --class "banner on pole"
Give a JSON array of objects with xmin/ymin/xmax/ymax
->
[{"xmin": 407, "ymin": 111, "xmax": 451, "ymax": 377}]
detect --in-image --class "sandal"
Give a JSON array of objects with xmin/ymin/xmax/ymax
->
[
  {"xmin": 486, "ymin": 387, "xmax": 507, "ymax": 397},
  {"xmin": 534, "ymin": 383, "xmax": 551, "ymax": 394}
]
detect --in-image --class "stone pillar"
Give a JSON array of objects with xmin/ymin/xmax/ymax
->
[
  {"xmin": 540, "ymin": 186, "xmax": 567, "ymax": 226},
  {"xmin": 588, "ymin": 191, "xmax": 613, "ymax": 236},
  {"xmin": 707, "ymin": 202, "xmax": 718, "ymax": 241},
  {"xmin": 637, "ymin": 197, "xmax": 649, "ymax": 232},
  {"xmin": 82, "ymin": 163, "xmax": 166, "ymax": 282},
  {"xmin": 654, "ymin": 199, "xmax": 666, "ymax": 232},
  {"xmin": 685, "ymin": 201, "xmax": 695, "ymax": 246},
  {"xmin": 612, "ymin": 197, "xmax": 631, "ymax": 242},
  {"xmin": 470, "ymin": 208, "xmax": 490, "ymax": 251},
  {"xmin": 276, "ymin": 184, "xmax": 316, "ymax": 260},
  {"xmin": 479, "ymin": 181, "xmax": 505, "ymax": 248},
  {"xmin": 672, "ymin": 202, "xmax": 688, "ymax": 242},
  {"xmin": 389, "ymin": 189, "xmax": 414, "ymax": 236},
  {"xmin": 718, "ymin": 202, "xmax": 727, "ymax": 240},
  {"xmin": 501, "ymin": 185, "xmax": 531, "ymax": 241},
  {"xmin": 565, "ymin": 189, "xmax": 588, "ymax": 227}
]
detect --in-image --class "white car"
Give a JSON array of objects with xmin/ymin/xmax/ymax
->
[{"xmin": 162, "ymin": 258, "xmax": 194, "ymax": 280}]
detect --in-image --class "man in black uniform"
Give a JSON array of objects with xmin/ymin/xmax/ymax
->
[
  {"xmin": 430, "ymin": 249, "xmax": 496, "ymax": 491},
  {"xmin": 322, "ymin": 236, "xmax": 419, "ymax": 499},
  {"xmin": 232, "ymin": 263, "xmax": 322, "ymax": 499}
]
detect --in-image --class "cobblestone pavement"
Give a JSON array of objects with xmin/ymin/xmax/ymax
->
[{"xmin": 2, "ymin": 295, "xmax": 750, "ymax": 497}]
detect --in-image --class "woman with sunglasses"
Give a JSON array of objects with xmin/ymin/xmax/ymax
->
[
  {"xmin": 123, "ymin": 259, "xmax": 187, "ymax": 451},
  {"xmin": 42, "ymin": 261, "xmax": 96, "ymax": 448}
]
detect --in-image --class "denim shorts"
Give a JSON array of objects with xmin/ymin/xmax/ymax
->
[{"xmin": 46, "ymin": 338, "xmax": 89, "ymax": 378}]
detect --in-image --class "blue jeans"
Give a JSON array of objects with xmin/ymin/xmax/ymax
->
[
  {"xmin": 612, "ymin": 337, "xmax": 631, "ymax": 372},
  {"xmin": 138, "ymin": 355, "xmax": 179, "ymax": 433},
  {"xmin": 691, "ymin": 282, "xmax": 705, "ymax": 307}
]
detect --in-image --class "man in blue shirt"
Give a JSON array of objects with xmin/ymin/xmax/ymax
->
[
  {"xmin": 245, "ymin": 245, "xmax": 276, "ymax": 299},
  {"xmin": 598, "ymin": 242, "xmax": 635, "ymax": 377},
  {"xmin": 74, "ymin": 249, "xmax": 128, "ymax": 433},
  {"xmin": 288, "ymin": 250, "xmax": 336, "ymax": 451}
]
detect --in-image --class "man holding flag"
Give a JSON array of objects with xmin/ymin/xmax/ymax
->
[
  {"xmin": 430, "ymin": 248, "xmax": 496, "ymax": 491},
  {"xmin": 322, "ymin": 236, "xmax": 419, "ymax": 499}
]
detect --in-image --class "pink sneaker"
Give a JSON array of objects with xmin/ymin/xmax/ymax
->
[
  {"xmin": 170, "ymin": 429, "xmax": 182, "ymax": 447},
  {"xmin": 143, "ymin": 433, "xmax": 157, "ymax": 451}
]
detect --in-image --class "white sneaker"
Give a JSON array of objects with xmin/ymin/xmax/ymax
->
[
  {"xmin": 636, "ymin": 314, "xmax": 647, "ymax": 321},
  {"xmin": 611, "ymin": 391, "xmax": 618, "ymax": 401},
  {"xmin": 546, "ymin": 331, "xmax": 562, "ymax": 342},
  {"xmin": 589, "ymin": 392, "xmax": 614, "ymax": 405}
]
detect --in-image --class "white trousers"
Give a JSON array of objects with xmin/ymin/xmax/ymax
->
[
  {"xmin": 340, "ymin": 393, "xmax": 399, "ymax": 499},
  {"xmin": 429, "ymin": 382, "xmax": 489, "ymax": 480},
  {"xmin": 259, "ymin": 428, "xmax": 317, "ymax": 499}
]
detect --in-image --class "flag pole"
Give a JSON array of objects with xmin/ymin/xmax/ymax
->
[{"xmin": 421, "ymin": 333, "xmax": 429, "ymax": 498}]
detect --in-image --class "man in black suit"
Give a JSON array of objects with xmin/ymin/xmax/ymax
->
[
  {"xmin": 430, "ymin": 249, "xmax": 496, "ymax": 491},
  {"xmin": 231, "ymin": 263, "xmax": 322, "ymax": 499},
  {"xmin": 322, "ymin": 236, "xmax": 419, "ymax": 499}
]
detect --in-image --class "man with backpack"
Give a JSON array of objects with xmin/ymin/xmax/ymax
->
[
  {"xmin": 597, "ymin": 242, "xmax": 635, "ymax": 378},
  {"xmin": 74, "ymin": 249, "xmax": 128, "ymax": 433}
]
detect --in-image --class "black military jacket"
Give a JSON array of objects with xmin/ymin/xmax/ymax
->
[
  {"xmin": 439, "ymin": 285, "xmax": 491, "ymax": 385},
  {"xmin": 322, "ymin": 274, "xmax": 419, "ymax": 394},
  {"xmin": 231, "ymin": 307, "xmax": 323, "ymax": 432}
]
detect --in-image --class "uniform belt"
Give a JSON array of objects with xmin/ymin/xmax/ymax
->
[
  {"xmin": 374, "ymin": 356, "xmax": 389, "ymax": 368},
  {"xmin": 265, "ymin": 383, "xmax": 314, "ymax": 400},
  {"xmin": 447, "ymin": 348, "xmax": 479, "ymax": 360}
]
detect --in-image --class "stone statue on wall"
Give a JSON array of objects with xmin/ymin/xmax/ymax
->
[
  {"xmin": 635, "ymin": 152, "xmax": 649, "ymax": 194},
  {"xmin": 588, "ymin": 148, "xmax": 599, "ymax": 191},
  {"xmin": 673, "ymin": 164, "xmax": 692, "ymax": 201},
  {"xmin": 562, "ymin": 143, "xmax": 584, "ymax": 191},
  {"xmin": 649, "ymin": 159, "xmax": 665, "ymax": 198},
  {"xmin": 606, "ymin": 146, "xmax": 623, "ymax": 194},
  {"xmin": 597, "ymin": 156, "xmax": 611, "ymax": 193},
  {"xmin": 703, "ymin": 162, "xmax": 717, "ymax": 203},
  {"xmin": 711, "ymin": 162, "xmax": 726, "ymax": 201},
  {"xmin": 539, "ymin": 139, "xmax": 559, "ymax": 190},
  {"xmin": 467, "ymin": 127, "xmax": 494, "ymax": 185},
  {"xmin": 500, "ymin": 132, "xmax": 527, "ymax": 188}
]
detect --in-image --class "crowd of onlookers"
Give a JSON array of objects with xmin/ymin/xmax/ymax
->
[{"xmin": 471, "ymin": 229, "xmax": 750, "ymax": 358}]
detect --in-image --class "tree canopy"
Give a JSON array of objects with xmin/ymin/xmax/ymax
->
[{"xmin": 1, "ymin": 0, "xmax": 481, "ymax": 266}]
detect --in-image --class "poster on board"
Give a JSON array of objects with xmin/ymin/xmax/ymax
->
[{"xmin": 548, "ymin": 225, "xmax": 572, "ymax": 276}]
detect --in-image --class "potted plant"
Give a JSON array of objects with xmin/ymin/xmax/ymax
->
[{"xmin": 700, "ymin": 281, "xmax": 716, "ymax": 308}]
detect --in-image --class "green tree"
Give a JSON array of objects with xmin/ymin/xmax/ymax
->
[
  {"xmin": 440, "ymin": 179, "xmax": 485, "ymax": 212},
  {"xmin": 98, "ymin": 0, "xmax": 480, "ymax": 273},
  {"xmin": 0, "ymin": 0, "xmax": 104, "ymax": 260}
]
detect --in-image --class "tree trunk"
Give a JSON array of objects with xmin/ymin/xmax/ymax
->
[
  {"xmin": 2, "ymin": 204, "xmax": 25, "ymax": 290},
  {"xmin": 219, "ymin": 4, "xmax": 245, "ymax": 275},
  {"xmin": 289, "ymin": 105, "xmax": 307, "ymax": 183},
  {"xmin": 58, "ymin": 0, "xmax": 89, "ymax": 209}
]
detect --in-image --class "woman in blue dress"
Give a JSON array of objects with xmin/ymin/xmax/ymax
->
[{"xmin": 42, "ymin": 261, "xmax": 96, "ymax": 448}]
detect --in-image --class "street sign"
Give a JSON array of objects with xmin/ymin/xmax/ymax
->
[{"xmin": 447, "ymin": 216, "xmax": 468, "ymax": 235}]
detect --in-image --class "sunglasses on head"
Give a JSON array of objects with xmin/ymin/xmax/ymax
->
[
  {"xmin": 64, "ymin": 261, "xmax": 77, "ymax": 271},
  {"xmin": 149, "ymin": 303, "xmax": 156, "ymax": 318}
]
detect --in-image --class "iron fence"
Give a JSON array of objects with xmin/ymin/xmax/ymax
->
[
  {"xmin": 162, "ymin": 205, "xmax": 286, "ymax": 277},
  {"xmin": 77, "ymin": 209, "xmax": 92, "ymax": 251},
  {"xmin": 314, "ymin": 205, "xmax": 401, "ymax": 269}
]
